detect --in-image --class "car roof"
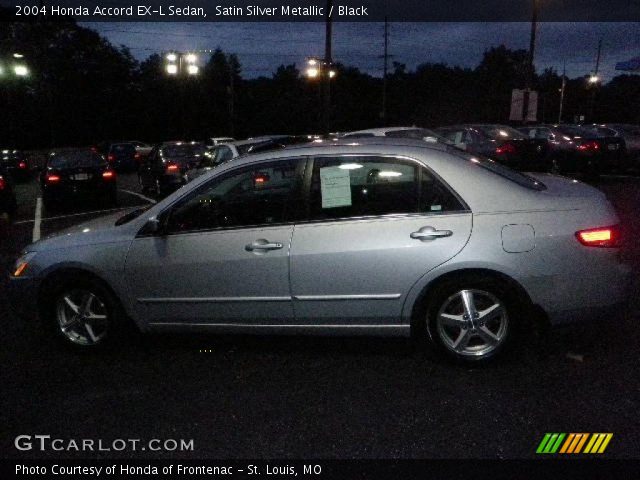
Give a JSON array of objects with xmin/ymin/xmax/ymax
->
[{"xmin": 343, "ymin": 126, "xmax": 425, "ymax": 136}]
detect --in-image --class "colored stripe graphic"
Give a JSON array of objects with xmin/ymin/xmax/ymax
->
[{"xmin": 541, "ymin": 433, "xmax": 613, "ymax": 454}]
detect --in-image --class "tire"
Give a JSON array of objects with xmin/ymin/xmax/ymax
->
[
  {"xmin": 40, "ymin": 274, "xmax": 131, "ymax": 351},
  {"xmin": 423, "ymin": 274, "xmax": 521, "ymax": 364}
]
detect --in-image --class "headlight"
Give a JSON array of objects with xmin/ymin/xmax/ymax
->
[{"xmin": 12, "ymin": 252, "xmax": 36, "ymax": 277}]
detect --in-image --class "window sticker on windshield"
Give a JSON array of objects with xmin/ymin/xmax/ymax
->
[{"xmin": 320, "ymin": 166, "xmax": 352, "ymax": 208}]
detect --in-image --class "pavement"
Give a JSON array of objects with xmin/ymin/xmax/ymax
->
[{"xmin": 1, "ymin": 171, "xmax": 639, "ymax": 460}]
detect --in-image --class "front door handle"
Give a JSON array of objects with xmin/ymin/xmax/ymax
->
[
  {"xmin": 245, "ymin": 239, "xmax": 284, "ymax": 252},
  {"xmin": 410, "ymin": 226, "xmax": 453, "ymax": 240}
]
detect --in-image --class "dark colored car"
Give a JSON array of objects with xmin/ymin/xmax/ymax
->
[
  {"xmin": 40, "ymin": 149, "xmax": 118, "ymax": 208},
  {"xmin": 435, "ymin": 124, "xmax": 551, "ymax": 172},
  {"xmin": 578, "ymin": 124, "xmax": 632, "ymax": 172},
  {"xmin": 97, "ymin": 142, "xmax": 138, "ymax": 172},
  {"xmin": 518, "ymin": 124, "xmax": 622, "ymax": 176},
  {"xmin": 1, "ymin": 148, "xmax": 30, "ymax": 181},
  {"xmin": 138, "ymin": 141, "xmax": 206, "ymax": 196},
  {"xmin": 0, "ymin": 164, "xmax": 17, "ymax": 223}
]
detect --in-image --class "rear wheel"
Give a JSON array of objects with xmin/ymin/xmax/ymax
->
[{"xmin": 424, "ymin": 275, "xmax": 520, "ymax": 364}]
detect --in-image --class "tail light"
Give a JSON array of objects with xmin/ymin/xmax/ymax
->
[
  {"xmin": 107, "ymin": 154, "xmax": 115, "ymax": 162},
  {"xmin": 577, "ymin": 140, "xmax": 600, "ymax": 151},
  {"xmin": 46, "ymin": 174, "xmax": 61, "ymax": 183},
  {"xmin": 0, "ymin": 176, "xmax": 5, "ymax": 190},
  {"xmin": 102, "ymin": 170, "xmax": 116, "ymax": 180},
  {"xmin": 496, "ymin": 142, "xmax": 517, "ymax": 155},
  {"xmin": 575, "ymin": 225, "xmax": 621, "ymax": 248},
  {"xmin": 18, "ymin": 161, "xmax": 27, "ymax": 169},
  {"xmin": 134, "ymin": 153, "xmax": 141, "ymax": 161},
  {"xmin": 166, "ymin": 163, "xmax": 179, "ymax": 173}
]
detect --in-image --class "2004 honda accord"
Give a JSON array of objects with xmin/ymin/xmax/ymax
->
[{"xmin": 8, "ymin": 138, "xmax": 631, "ymax": 362}]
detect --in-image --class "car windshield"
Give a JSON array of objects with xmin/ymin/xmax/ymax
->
[
  {"xmin": 477, "ymin": 126, "xmax": 527, "ymax": 140},
  {"xmin": 457, "ymin": 151, "xmax": 546, "ymax": 191},
  {"xmin": 163, "ymin": 144, "xmax": 206, "ymax": 158},
  {"xmin": 49, "ymin": 151, "xmax": 106, "ymax": 168}
]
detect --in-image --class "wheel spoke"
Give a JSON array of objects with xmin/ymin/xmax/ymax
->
[
  {"xmin": 478, "ymin": 303, "xmax": 503, "ymax": 322},
  {"xmin": 61, "ymin": 315, "xmax": 81, "ymax": 333},
  {"xmin": 63, "ymin": 296, "xmax": 80, "ymax": 315},
  {"xmin": 477, "ymin": 326, "xmax": 500, "ymax": 345},
  {"xmin": 460, "ymin": 290, "xmax": 476, "ymax": 318},
  {"xmin": 452, "ymin": 328, "xmax": 471, "ymax": 351},
  {"xmin": 439, "ymin": 312, "xmax": 465, "ymax": 327},
  {"xmin": 84, "ymin": 323, "xmax": 98, "ymax": 343},
  {"xmin": 79, "ymin": 293, "xmax": 94, "ymax": 315}
]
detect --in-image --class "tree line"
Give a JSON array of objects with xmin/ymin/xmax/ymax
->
[{"xmin": 1, "ymin": 16, "xmax": 639, "ymax": 149}]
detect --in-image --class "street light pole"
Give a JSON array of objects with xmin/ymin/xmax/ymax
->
[
  {"xmin": 522, "ymin": 0, "xmax": 538, "ymax": 124},
  {"xmin": 322, "ymin": 0, "xmax": 333, "ymax": 135},
  {"xmin": 558, "ymin": 63, "xmax": 566, "ymax": 124}
]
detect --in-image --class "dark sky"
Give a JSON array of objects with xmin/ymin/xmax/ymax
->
[{"xmin": 88, "ymin": 22, "xmax": 639, "ymax": 81}]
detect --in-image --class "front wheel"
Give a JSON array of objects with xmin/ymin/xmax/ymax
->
[
  {"xmin": 425, "ymin": 276, "xmax": 519, "ymax": 364},
  {"xmin": 42, "ymin": 276, "xmax": 129, "ymax": 350}
]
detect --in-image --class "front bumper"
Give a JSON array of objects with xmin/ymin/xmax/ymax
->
[{"xmin": 6, "ymin": 275, "xmax": 40, "ymax": 319}]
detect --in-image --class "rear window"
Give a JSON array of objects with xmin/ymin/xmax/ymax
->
[
  {"xmin": 49, "ymin": 151, "xmax": 105, "ymax": 168},
  {"xmin": 110, "ymin": 143, "xmax": 136, "ymax": 154},
  {"xmin": 477, "ymin": 126, "xmax": 527, "ymax": 140},
  {"xmin": 456, "ymin": 151, "xmax": 546, "ymax": 191},
  {"xmin": 163, "ymin": 144, "xmax": 205, "ymax": 158}
]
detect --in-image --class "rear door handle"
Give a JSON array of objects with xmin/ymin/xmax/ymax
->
[
  {"xmin": 410, "ymin": 226, "xmax": 453, "ymax": 240},
  {"xmin": 245, "ymin": 239, "xmax": 284, "ymax": 252}
]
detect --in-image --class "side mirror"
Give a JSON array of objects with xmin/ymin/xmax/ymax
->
[{"xmin": 139, "ymin": 217, "xmax": 163, "ymax": 236}]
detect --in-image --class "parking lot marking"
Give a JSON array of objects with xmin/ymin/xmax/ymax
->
[
  {"xmin": 14, "ymin": 206, "xmax": 133, "ymax": 225},
  {"xmin": 32, "ymin": 197, "xmax": 42, "ymax": 242},
  {"xmin": 119, "ymin": 189, "xmax": 157, "ymax": 204}
]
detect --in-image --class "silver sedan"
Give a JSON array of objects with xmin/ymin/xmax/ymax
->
[{"xmin": 8, "ymin": 138, "xmax": 631, "ymax": 363}]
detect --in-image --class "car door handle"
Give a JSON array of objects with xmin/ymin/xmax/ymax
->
[
  {"xmin": 245, "ymin": 239, "xmax": 284, "ymax": 252},
  {"xmin": 410, "ymin": 227, "xmax": 453, "ymax": 240}
]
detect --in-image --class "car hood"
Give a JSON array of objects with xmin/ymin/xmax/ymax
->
[{"xmin": 30, "ymin": 208, "xmax": 138, "ymax": 252}]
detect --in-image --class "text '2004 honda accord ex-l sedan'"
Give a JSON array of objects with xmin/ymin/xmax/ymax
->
[{"xmin": 8, "ymin": 138, "xmax": 631, "ymax": 363}]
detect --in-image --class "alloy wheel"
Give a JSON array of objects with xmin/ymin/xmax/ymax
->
[
  {"xmin": 55, "ymin": 289, "xmax": 109, "ymax": 346},
  {"xmin": 435, "ymin": 289, "xmax": 508, "ymax": 358}
]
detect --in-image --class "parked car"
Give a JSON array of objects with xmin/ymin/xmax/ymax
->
[
  {"xmin": 138, "ymin": 141, "xmax": 206, "ymax": 196},
  {"xmin": 0, "ymin": 164, "xmax": 17, "ymax": 223},
  {"xmin": 9, "ymin": 138, "xmax": 630, "ymax": 364},
  {"xmin": 97, "ymin": 142, "xmax": 138, "ymax": 172},
  {"xmin": 518, "ymin": 124, "xmax": 623, "ymax": 177},
  {"xmin": 342, "ymin": 127, "xmax": 451, "ymax": 145},
  {"xmin": 1, "ymin": 149, "xmax": 30, "ymax": 181},
  {"xmin": 40, "ymin": 149, "xmax": 117, "ymax": 208},
  {"xmin": 435, "ymin": 124, "xmax": 551, "ymax": 172},
  {"xmin": 204, "ymin": 137, "xmax": 235, "ymax": 149},
  {"xmin": 129, "ymin": 140, "xmax": 153, "ymax": 163},
  {"xmin": 579, "ymin": 124, "xmax": 634, "ymax": 171}
]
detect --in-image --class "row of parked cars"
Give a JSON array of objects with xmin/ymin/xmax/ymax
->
[{"xmin": 1, "ymin": 122, "xmax": 638, "ymax": 220}]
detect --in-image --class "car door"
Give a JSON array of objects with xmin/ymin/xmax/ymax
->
[
  {"xmin": 289, "ymin": 155, "xmax": 472, "ymax": 326},
  {"xmin": 124, "ymin": 158, "xmax": 305, "ymax": 325}
]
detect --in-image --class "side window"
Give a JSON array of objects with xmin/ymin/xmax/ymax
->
[
  {"xmin": 165, "ymin": 159, "xmax": 302, "ymax": 233},
  {"xmin": 214, "ymin": 146, "xmax": 234, "ymax": 164},
  {"xmin": 308, "ymin": 156, "xmax": 463, "ymax": 221}
]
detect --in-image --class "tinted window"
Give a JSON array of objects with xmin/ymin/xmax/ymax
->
[
  {"xmin": 214, "ymin": 146, "xmax": 234, "ymax": 163},
  {"xmin": 458, "ymin": 152, "xmax": 546, "ymax": 191},
  {"xmin": 49, "ymin": 151, "xmax": 106, "ymax": 168},
  {"xmin": 110, "ymin": 143, "xmax": 136, "ymax": 154},
  {"xmin": 165, "ymin": 159, "xmax": 301, "ymax": 233},
  {"xmin": 309, "ymin": 156, "xmax": 464, "ymax": 220},
  {"xmin": 162, "ymin": 144, "xmax": 206, "ymax": 158}
]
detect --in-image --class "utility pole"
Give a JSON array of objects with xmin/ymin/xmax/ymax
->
[
  {"xmin": 322, "ymin": 0, "xmax": 333, "ymax": 135},
  {"xmin": 381, "ymin": 16, "xmax": 389, "ymax": 124},
  {"xmin": 558, "ymin": 63, "xmax": 566, "ymax": 124},
  {"xmin": 588, "ymin": 38, "xmax": 603, "ymax": 121},
  {"xmin": 522, "ymin": 0, "xmax": 538, "ymax": 124}
]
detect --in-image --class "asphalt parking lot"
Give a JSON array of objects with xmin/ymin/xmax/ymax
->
[{"xmin": 1, "ymin": 171, "xmax": 639, "ymax": 460}]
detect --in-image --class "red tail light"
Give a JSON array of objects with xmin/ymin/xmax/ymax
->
[
  {"xmin": 166, "ymin": 164, "xmax": 179, "ymax": 173},
  {"xmin": 102, "ymin": 170, "xmax": 116, "ymax": 180},
  {"xmin": 134, "ymin": 153, "xmax": 141, "ymax": 160},
  {"xmin": 496, "ymin": 142, "xmax": 517, "ymax": 155},
  {"xmin": 0, "ymin": 176, "xmax": 5, "ymax": 190},
  {"xmin": 18, "ymin": 161, "xmax": 27, "ymax": 169},
  {"xmin": 577, "ymin": 140, "xmax": 600, "ymax": 151},
  {"xmin": 46, "ymin": 174, "xmax": 61, "ymax": 183},
  {"xmin": 107, "ymin": 154, "xmax": 115, "ymax": 162},
  {"xmin": 576, "ymin": 225, "xmax": 621, "ymax": 248}
]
